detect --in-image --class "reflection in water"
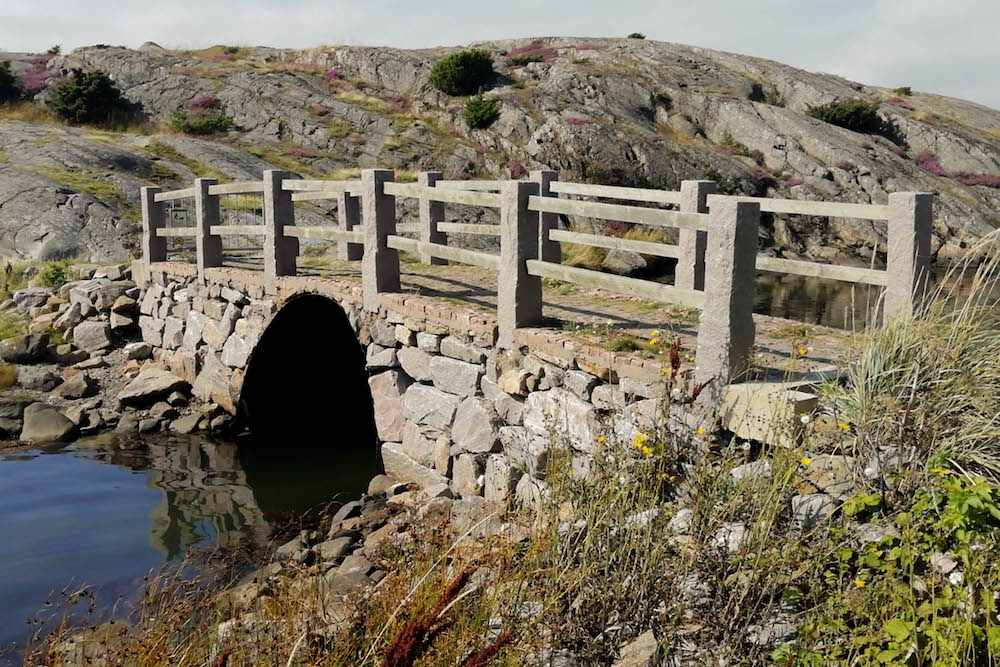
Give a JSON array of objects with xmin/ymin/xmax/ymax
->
[
  {"xmin": 754, "ymin": 266, "xmax": 1000, "ymax": 330},
  {"xmin": 0, "ymin": 434, "xmax": 368, "ymax": 661}
]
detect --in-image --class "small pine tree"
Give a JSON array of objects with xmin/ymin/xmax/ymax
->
[
  {"xmin": 462, "ymin": 93, "xmax": 500, "ymax": 129},
  {"xmin": 806, "ymin": 99, "xmax": 883, "ymax": 133},
  {"xmin": 627, "ymin": 32, "xmax": 646, "ymax": 39},
  {"xmin": 429, "ymin": 49, "xmax": 494, "ymax": 96},
  {"xmin": 47, "ymin": 45, "xmax": 61, "ymax": 55},
  {"xmin": 0, "ymin": 61, "xmax": 22, "ymax": 104},
  {"xmin": 47, "ymin": 69, "xmax": 131, "ymax": 125}
]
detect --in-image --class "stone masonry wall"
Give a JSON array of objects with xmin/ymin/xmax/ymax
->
[{"xmin": 136, "ymin": 262, "xmax": 703, "ymax": 504}]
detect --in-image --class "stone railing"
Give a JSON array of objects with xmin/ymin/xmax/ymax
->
[{"xmin": 142, "ymin": 169, "xmax": 933, "ymax": 391}]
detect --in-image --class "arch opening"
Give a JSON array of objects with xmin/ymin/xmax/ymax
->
[{"xmin": 236, "ymin": 294, "xmax": 379, "ymax": 510}]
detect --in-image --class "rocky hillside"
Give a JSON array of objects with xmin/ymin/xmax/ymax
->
[{"xmin": 2, "ymin": 37, "xmax": 1000, "ymax": 263}]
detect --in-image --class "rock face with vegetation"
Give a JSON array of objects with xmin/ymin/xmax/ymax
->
[{"xmin": 2, "ymin": 38, "xmax": 1000, "ymax": 264}]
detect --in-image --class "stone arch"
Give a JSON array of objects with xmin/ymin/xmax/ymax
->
[{"xmin": 237, "ymin": 293, "xmax": 379, "ymax": 497}]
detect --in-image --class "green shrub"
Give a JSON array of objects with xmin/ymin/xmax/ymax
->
[
  {"xmin": 461, "ymin": 93, "xmax": 500, "ymax": 129},
  {"xmin": 47, "ymin": 69, "xmax": 131, "ymax": 125},
  {"xmin": 627, "ymin": 32, "xmax": 646, "ymax": 39},
  {"xmin": 763, "ymin": 87, "xmax": 786, "ymax": 107},
  {"xmin": 170, "ymin": 109, "xmax": 234, "ymax": 135},
  {"xmin": 428, "ymin": 49, "xmax": 494, "ymax": 96},
  {"xmin": 38, "ymin": 260, "xmax": 72, "ymax": 289},
  {"xmin": 806, "ymin": 98, "xmax": 883, "ymax": 133},
  {"xmin": 0, "ymin": 61, "xmax": 23, "ymax": 104},
  {"xmin": 893, "ymin": 86, "xmax": 912, "ymax": 96}
]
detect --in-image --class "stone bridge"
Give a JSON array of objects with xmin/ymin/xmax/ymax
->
[
  {"xmin": 134, "ymin": 168, "xmax": 933, "ymax": 500},
  {"xmin": 135, "ymin": 260, "xmax": 665, "ymax": 501}
]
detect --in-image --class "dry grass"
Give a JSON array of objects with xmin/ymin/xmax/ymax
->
[
  {"xmin": 0, "ymin": 361, "xmax": 17, "ymax": 389},
  {"xmin": 0, "ymin": 101, "xmax": 62, "ymax": 125}
]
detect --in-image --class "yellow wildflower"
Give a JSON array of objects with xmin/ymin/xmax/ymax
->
[
  {"xmin": 659, "ymin": 472, "xmax": 667, "ymax": 480},
  {"xmin": 650, "ymin": 338, "xmax": 658, "ymax": 345},
  {"xmin": 651, "ymin": 330, "xmax": 659, "ymax": 337},
  {"xmin": 670, "ymin": 475, "xmax": 676, "ymax": 482},
  {"xmin": 641, "ymin": 446, "xmax": 652, "ymax": 455},
  {"xmin": 697, "ymin": 428, "xmax": 705, "ymax": 434},
  {"xmin": 838, "ymin": 423, "xmax": 851, "ymax": 431},
  {"xmin": 636, "ymin": 433, "xmax": 646, "ymax": 443},
  {"xmin": 597, "ymin": 436, "xmax": 606, "ymax": 443},
  {"xmin": 798, "ymin": 347, "xmax": 807, "ymax": 355},
  {"xmin": 853, "ymin": 578, "xmax": 866, "ymax": 588},
  {"xmin": 930, "ymin": 468, "xmax": 952, "ymax": 476},
  {"xmin": 800, "ymin": 457, "xmax": 812, "ymax": 466},
  {"xmin": 567, "ymin": 470, "xmax": 574, "ymax": 476}
]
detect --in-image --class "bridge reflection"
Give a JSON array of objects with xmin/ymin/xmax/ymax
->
[{"xmin": 101, "ymin": 435, "xmax": 369, "ymax": 561}]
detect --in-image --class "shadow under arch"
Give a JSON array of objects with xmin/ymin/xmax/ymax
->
[{"xmin": 235, "ymin": 293, "xmax": 379, "ymax": 515}]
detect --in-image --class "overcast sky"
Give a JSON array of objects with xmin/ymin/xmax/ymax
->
[{"xmin": 4, "ymin": 0, "xmax": 999, "ymax": 109}]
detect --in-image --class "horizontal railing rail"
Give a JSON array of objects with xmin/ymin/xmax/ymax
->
[
  {"xmin": 153, "ymin": 187, "xmax": 195, "ymax": 202},
  {"xmin": 756, "ymin": 255, "xmax": 888, "ymax": 285},
  {"xmin": 209, "ymin": 225, "xmax": 266, "ymax": 236},
  {"xmin": 284, "ymin": 226, "xmax": 364, "ymax": 244},
  {"xmin": 155, "ymin": 227, "xmax": 197, "ymax": 237},
  {"xmin": 207, "ymin": 181, "xmax": 266, "ymax": 196},
  {"xmin": 526, "ymin": 260, "xmax": 705, "ymax": 309},
  {"xmin": 549, "ymin": 229, "xmax": 680, "ymax": 258},
  {"xmin": 528, "ymin": 196, "xmax": 709, "ymax": 232},
  {"xmin": 549, "ymin": 180, "xmax": 683, "ymax": 205},
  {"xmin": 386, "ymin": 235, "xmax": 500, "ymax": 270},
  {"xmin": 384, "ymin": 182, "xmax": 503, "ymax": 208},
  {"xmin": 719, "ymin": 195, "xmax": 890, "ymax": 221},
  {"xmin": 437, "ymin": 222, "xmax": 500, "ymax": 236},
  {"xmin": 435, "ymin": 180, "xmax": 504, "ymax": 191}
]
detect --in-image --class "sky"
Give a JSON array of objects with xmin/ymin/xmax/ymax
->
[{"xmin": 3, "ymin": 0, "xmax": 999, "ymax": 109}]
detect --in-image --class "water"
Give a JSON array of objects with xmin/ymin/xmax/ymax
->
[
  {"xmin": 0, "ymin": 434, "xmax": 372, "ymax": 663},
  {"xmin": 754, "ymin": 266, "xmax": 1000, "ymax": 330}
]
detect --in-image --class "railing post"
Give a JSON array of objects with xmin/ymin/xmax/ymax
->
[
  {"xmin": 361, "ymin": 168, "xmax": 399, "ymax": 312},
  {"xmin": 676, "ymin": 179, "xmax": 717, "ymax": 291},
  {"xmin": 885, "ymin": 192, "xmax": 933, "ymax": 319},
  {"xmin": 498, "ymin": 181, "xmax": 542, "ymax": 349},
  {"xmin": 336, "ymin": 191, "xmax": 363, "ymax": 261},
  {"xmin": 695, "ymin": 197, "xmax": 759, "ymax": 397},
  {"xmin": 194, "ymin": 178, "xmax": 222, "ymax": 282},
  {"xmin": 262, "ymin": 170, "xmax": 298, "ymax": 283},
  {"xmin": 418, "ymin": 171, "xmax": 447, "ymax": 265},
  {"xmin": 530, "ymin": 170, "xmax": 560, "ymax": 264},
  {"xmin": 141, "ymin": 186, "xmax": 166, "ymax": 265}
]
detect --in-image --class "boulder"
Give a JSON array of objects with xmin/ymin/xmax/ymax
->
[
  {"xmin": 124, "ymin": 342, "xmax": 153, "ymax": 360},
  {"xmin": 523, "ymin": 388, "xmax": 602, "ymax": 452},
  {"xmin": 138, "ymin": 316, "xmax": 165, "ymax": 346},
  {"xmin": 402, "ymin": 384, "xmax": 460, "ymax": 429},
  {"xmin": 18, "ymin": 366, "xmax": 62, "ymax": 391},
  {"xmin": 484, "ymin": 455, "xmax": 520, "ymax": 503},
  {"xmin": 602, "ymin": 249, "xmax": 648, "ymax": 275},
  {"xmin": 440, "ymin": 336, "xmax": 486, "ymax": 364},
  {"xmin": 170, "ymin": 413, "xmax": 202, "ymax": 434},
  {"xmin": 192, "ymin": 353, "xmax": 237, "ymax": 414},
  {"xmin": 161, "ymin": 317, "xmax": 184, "ymax": 350},
  {"xmin": 368, "ymin": 370, "xmax": 412, "ymax": 442},
  {"xmin": 452, "ymin": 454, "xmax": 484, "ymax": 497},
  {"xmin": 20, "ymin": 403, "xmax": 76, "ymax": 442},
  {"xmin": 13, "ymin": 288, "xmax": 52, "ymax": 313},
  {"xmin": 183, "ymin": 311, "xmax": 208, "ymax": 350},
  {"xmin": 118, "ymin": 368, "xmax": 189, "ymax": 408},
  {"xmin": 0, "ymin": 333, "xmax": 49, "ymax": 363},
  {"xmin": 430, "ymin": 356, "xmax": 482, "ymax": 396},
  {"xmin": 451, "ymin": 397, "xmax": 500, "ymax": 453},
  {"xmin": 381, "ymin": 442, "xmax": 449, "ymax": 489},
  {"xmin": 72, "ymin": 322, "xmax": 113, "ymax": 352},
  {"xmin": 397, "ymin": 346, "xmax": 433, "ymax": 382},
  {"xmin": 221, "ymin": 333, "xmax": 251, "ymax": 368},
  {"xmin": 497, "ymin": 369, "xmax": 531, "ymax": 397},
  {"xmin": 401, "ymin": 421, "xmax": 446, "ymax": 468},
  {"xmin": 52, "ymin": 372, "xmax": 95, "ymax": 399}
]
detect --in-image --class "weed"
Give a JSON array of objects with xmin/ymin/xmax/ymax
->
[{"xmin": 0, "ymin": 361, "xmax": 16, "ymax": 389}]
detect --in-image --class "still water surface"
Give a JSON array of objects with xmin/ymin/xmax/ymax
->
[{"xmin": 0, "ymin": 434, "xmax": 371, "ymax": 663}]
